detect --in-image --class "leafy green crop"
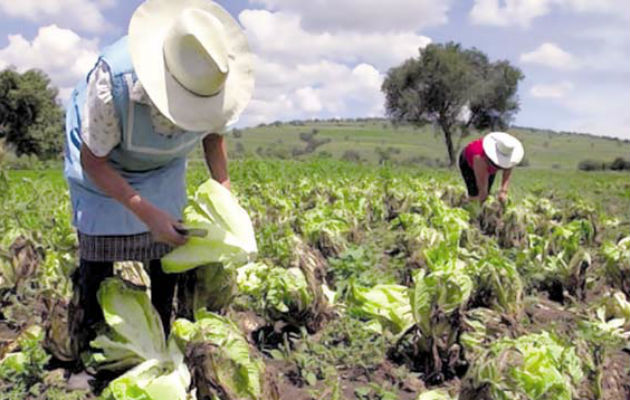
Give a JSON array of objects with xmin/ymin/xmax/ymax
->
[
  {"xmin": 162, "ymin": 178, "xmax": 257, "ymax": 273},
  {"xmin": 465, "ymin": 332, "xmax": 584, "ymax": 400},
  {"xmin": 172, "ymin": 310, "xmax": 267, "ymax": 400},
  {"xmin": 88, "ymin": 278, "xmax": 191, "ymax": 400}
]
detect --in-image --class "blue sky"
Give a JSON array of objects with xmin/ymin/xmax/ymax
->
[{"xmin": 0, "ymin": 0, "xmax": 627, "ymax": 138}]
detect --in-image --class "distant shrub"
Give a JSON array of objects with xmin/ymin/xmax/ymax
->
[
  {"xmin": 292, "ymin": 147, "xmax": 305, "ymax": 157},
  {"xmin": 578, "ymin": 157, "xmax": 630, "ymax": 172},
  {"xmin": 578, "ymin": 159, "xmax": 606, "ymax": 171},
  {"xmin": 401, "ymin": 156, "xmax": 434, "ymax": 168},
  {"xmin": 609, "ymin": 157, "xmax": 630, "ymax": 171},
  {"xmin": 517, "ymin": 157, "xmax": 530, "ymax": 168},
  {"xmin": 266, "ymin": 147, "xmax": 289, "ymax": 159},
  {"xmin": 543, "ymin": 141, "xmax": 549, "ymax": 148},
  {"xmin": 299, "ymin": 131, "xmax": 314, "ymax": 142},
  {"xmin": 317, "ymin": 151, "xmax": 332, "ymax": 159},
  {"xmin": 231, "ymin": 129, "xmax": 242, "ymax": 138},
  {"xmin": 552, "ymin": 163, "xmax": 561, "ymax": 170},
  {"xmin": 342, "ymin": 150, "xmax": 362, "ymax": 163}
]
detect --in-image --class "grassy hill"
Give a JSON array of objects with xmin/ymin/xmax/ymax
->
[{"xmin": 216, "ymin": 119, "xmax": 629, "ymax": 170}]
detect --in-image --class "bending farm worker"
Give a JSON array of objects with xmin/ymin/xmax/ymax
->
[
  {"xmin": 459, "ymin": 132, "xmax": 524, "ymax": 204},
  {"xmin": 63, "ymin": 0, "xmax": 253, "ymax": 359}
]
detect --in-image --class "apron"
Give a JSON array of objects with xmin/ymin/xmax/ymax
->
[{"xmin": 64, "ymin": 36, "xmax": 204, "ymax": 241}]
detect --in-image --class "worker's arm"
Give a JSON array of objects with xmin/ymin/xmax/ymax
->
[
  {"xmin": 498, "ymin": 168, "xmax": 513, "ymax": 203},
  {"xmin": 202, "ymin": 133, "xmax": 230, "ymax": 191},
  {"xmin": 80, "ymin": 145, "xmax": 187, "ymax": 246},
  {"xmin": 472, "ymin": 155, "xmax": 490, "ymax": 203}
]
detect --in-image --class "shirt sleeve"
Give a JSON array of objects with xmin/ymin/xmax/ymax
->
[
  {"xmin": 215, "ymin": 117, "xmax": 237, "ymax": 136},
  {"xmin": 81, "ymin": 60, "xmax": 121, "ymax": 157}
]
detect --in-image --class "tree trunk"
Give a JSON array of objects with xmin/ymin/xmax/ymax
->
[{"xmin": 439, "ymin": 120, "xmax": 456, "ymax": 167}]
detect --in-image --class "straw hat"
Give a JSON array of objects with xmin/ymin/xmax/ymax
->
[
  {"xmin": 129, "ymin": 0, "xmax": 254, "ymax": 132},
  {"xmin": 482, "ymin": 132, "xmax": 524, "ymax": 169}
]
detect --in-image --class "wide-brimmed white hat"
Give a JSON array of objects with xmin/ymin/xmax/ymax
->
[
  {"xmin": 482, "ymin": 132, "xmax": 524, "ymax": 169},
  {"xmin": 129, "ymin": 0, "xmax": 254, "ymax": 132}
]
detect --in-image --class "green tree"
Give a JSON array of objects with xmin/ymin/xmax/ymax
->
[
  {"xmin": 0, "ymin": 68, "xmax": 64, "ymax": 158},
  {"xmin": 382, "ymin": 42, "xmax": 524, "ymax": 166}
]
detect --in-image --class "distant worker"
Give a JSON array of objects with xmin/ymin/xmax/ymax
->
[{"xmin": 459, "ymin": 132, "xmax": 524, "ymax": 203}]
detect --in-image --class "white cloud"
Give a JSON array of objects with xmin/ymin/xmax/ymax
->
[
  {"xmin": 249, "ymin": 0, "xmax": 451, "ymax": 32},
  {"xmin": 520, "ymin": 43, "xmax": 577, "ymax": 69},
  {"xmin": 470, "ymin": 0, "xmax": 629, "ymax": 27},
  {"xmin": 559, "ymin": 0, "xmax": 629, "ymax": 16},
  {"xmin": 240, "ymin": 10, "xmax": 431, "ymax": 71},
  {"xmin": 469, "ymin": 0, "xmax": 552, "ymax": 27},
  {"xmin": 237, "ymin": 9, "xmax": 430, "ymax": 125},
  {"xmin": 0, "ymin": 0, "xmax": 114, "ymax": 33},
  {"xmin": 295, "ymin": 87, "xmax": 323, "ymax": 113},
  {"xmin": 0, "ymin": 25, "xmax": 99, "ymax": 101},
  {"xmin": 530, "ymin": 81, "xmax": 573, "ymax": 98},
  {"xmin": 240, "ymin": 55, "xmax": 385, "ymax": 126}
]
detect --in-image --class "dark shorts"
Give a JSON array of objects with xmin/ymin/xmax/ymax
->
[{"xmin": 459, "ymin": 153, "xmax": 495, "ymax": 197}]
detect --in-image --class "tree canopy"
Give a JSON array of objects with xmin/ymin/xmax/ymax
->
[
  {"xmin": 382, "ymin": 42, "xmax": 524, "ymax": 166},
  {"xmin": 0, "ymin": 68, "xmax": 64, "ymax": 158}
]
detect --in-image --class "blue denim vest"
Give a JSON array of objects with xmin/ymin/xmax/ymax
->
[{"xmin": 64, "ymin": 37, "xmax": 203, "ymax": 235}]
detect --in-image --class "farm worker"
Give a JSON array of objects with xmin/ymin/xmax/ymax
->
[
  {"xmin": 459, "ymin": 132, "xmax": 524, "ymax": 204},
  {"xmin": 63, "ymin": 0, "xmax": 254, "ymax": 354}
]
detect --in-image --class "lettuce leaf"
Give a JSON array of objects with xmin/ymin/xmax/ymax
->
[
  {"xmin": 89, "ymin": 278, "xmax": 191, "ymax": 399},
  {"xmin": 89, "ymin": 278, "xmax": 168, "ymax": 371},
  {"xmin": 172, "ymin": 310, "xmax": 264, "ymax": 400},
  {"xmin": 162, "ymin": 179, "xmax": 257, "ymax": 273},
  {"xmin": 350, "ymin": 284, "xmax": 413, "ymax": 334}
]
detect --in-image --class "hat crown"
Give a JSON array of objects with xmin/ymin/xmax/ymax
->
[
  {"xmin": 496, "ymin": 139, "xmax": 515, "ymax": 156},
  {"xmin": 163, "ymin": 8, "xmax": 230, "ymax": 97}
]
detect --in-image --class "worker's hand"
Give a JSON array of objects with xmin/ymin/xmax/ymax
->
[
  {"xmin": 142, "ymin": 205, "xmax": 188, "ymax": 247},
  {"xmin": 498, "ymin": 191, "xmax": 508, "ymax": 204},
  {"xmin": 220, "ymin": 178, "xmax": 231, "ymax": 192}
]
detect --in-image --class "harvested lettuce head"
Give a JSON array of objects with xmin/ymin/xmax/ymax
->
[
  {"xmin": 102, "ymin": 343, "xmax": 191, "ymax": 400},
  {"xmin": 88, "ymin": 278, "xmax": 168, "ymax": 371},
  {"xmin": 88, "ymin": 278, "xmax": 191, "ymax": 400},
  {"xmin": 162, "ymin": 179, "xmax": 257, "ymax": 273},
  {"xmin": 172, "ymin": 310, "xmax": 267, "ymax": 400}
]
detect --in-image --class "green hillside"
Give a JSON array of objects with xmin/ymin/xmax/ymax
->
[{"xmin": 217, "ymin": 119, "xmax": 629, "ymax": 170}]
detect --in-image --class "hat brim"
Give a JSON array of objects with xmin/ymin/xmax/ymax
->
[
  {"xmin": 482, "ymin": 132, "xmax": 524, "ymax": 169},
  {"xmin": 129, "ymin": 0, "xmax": 254, "ymax": 132}
]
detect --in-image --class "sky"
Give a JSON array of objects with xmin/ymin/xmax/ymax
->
[{"xmin": 0, "ymin": 0, "xmax": 628, "ymax": 138}]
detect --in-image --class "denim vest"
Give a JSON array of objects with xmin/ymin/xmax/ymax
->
[{"xmin": 64, "ymin": 37, "xmax": 203, "ymax": 235}]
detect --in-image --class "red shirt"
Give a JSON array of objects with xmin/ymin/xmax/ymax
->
[{"xmin": 463, "ymin": 138, "xmax": 498, "ymax": 175}]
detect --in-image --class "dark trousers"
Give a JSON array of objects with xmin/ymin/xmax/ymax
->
[
  {"xmin": 459, "ymin": 153, "xmax": 496, "ymax": 196},
  {"xmin": 70, "ymin": 259, "xmax": 176, "ymax": 354}
]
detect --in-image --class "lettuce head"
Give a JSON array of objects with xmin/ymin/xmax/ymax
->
[{"xmin": 162, "ymin": 179, "xmax": 257, "ymax": 273}]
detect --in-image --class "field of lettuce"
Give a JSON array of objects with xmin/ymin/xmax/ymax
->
[{"xmin": 0, "ymin": 159, "xmax": 629, "ymax": 400}]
